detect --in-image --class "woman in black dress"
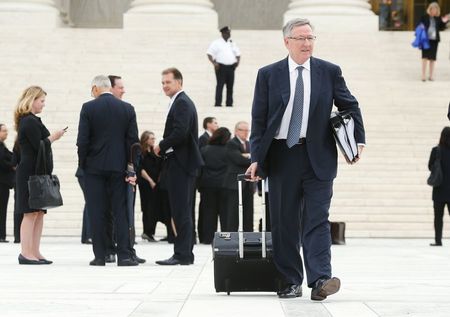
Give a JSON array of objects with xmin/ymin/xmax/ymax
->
[
  {"xmin": 14, "ymin": 86, "xmax": 66, "ymax": 264},
  {"xmin": 429, "ymin": 127, "xmax": 450, "ymax": 246},
  {"xmin": 419, "ymin": 2, "xmax": 449, "ymax": 81},
  {"xmin": 137, "ymin": 131, "xmax": 163, "ymax": 242}
]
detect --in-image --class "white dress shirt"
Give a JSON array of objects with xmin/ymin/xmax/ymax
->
[
  {"xmin": 275, "ymin": 56, "xmax": 311, "ymax": 140},
  {"xmin": 207, "ymin": 38, "xmax": 241, "ymax": 65}
]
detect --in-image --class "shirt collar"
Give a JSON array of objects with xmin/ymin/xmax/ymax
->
[
  {"xmin": 288, "ymin": 55, "xmax": 310, "ymax": 73},
  {"xmin": 169, "ymin": 90, "xmax": 184, "ymax": 108}
]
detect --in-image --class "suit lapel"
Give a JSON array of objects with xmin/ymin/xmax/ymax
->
[
  {"xmin": 277, "ymin": 57, "xmax": 290, "ymax": 109},
  {"xmin": 309, "ymin": 57, "xmax": 322, "ymax": 118}
]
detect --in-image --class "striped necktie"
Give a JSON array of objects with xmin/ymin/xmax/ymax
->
[{"xmin": 286, "ymin": 66, "xmax": 304, "ymax": 148}]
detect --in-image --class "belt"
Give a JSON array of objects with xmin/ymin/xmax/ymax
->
[{"xmin": 273, "ymin": 138, "xmax": 307, "ymax": 145}]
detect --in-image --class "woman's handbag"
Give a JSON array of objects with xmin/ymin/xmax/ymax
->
[
  {"xmin": 28, "ymin": 140, "xmax": 63, "ymax": 209},
  {"xmin": 427, "ymin": 147, "xmax": 443, "ymax": 187}
]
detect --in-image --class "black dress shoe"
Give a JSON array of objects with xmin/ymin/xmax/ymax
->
[
  {"xmin": 133, "ymin": 254, "xmax": 146, "ymax": 264},
  {"xmin": 278, "ymin": 284, "xmax": 302, "ymax": 298},
  {"xmin": 39, "ymin": 258, "xmax": 53, "ymax": 264},
  {"xmin": 89, "ymin": 258, "xmax": 106, "ymax": 266},
  {"xmin": 82, "ymin": 238, "xmax": 92, "ymax": 244},
  {"xmin": 311, "ymin": 277, "xmax": 341, "ymax": 301},
  {"xmin": 117, "ymin": 258, "xmax": 139, "ymax": 266},
  {"xmin": 18, "ymin": 254, "xmax": 43, "ymax": 265},
  {"xmin": 0, "ymin": 238, "xmax": 9, "ymax": 243},
  {"xmin": 430, "ymin": 243, "xmax": 442, "ymax": 246},
  {"xmin": 155, "ymin": 256, "xmax": 192, "ymax": 266},
  {"xmin": 105, "ymin": 254, "xmax": 116, "ymax": 263}
]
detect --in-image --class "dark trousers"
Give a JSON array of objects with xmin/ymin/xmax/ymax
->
[
  {"xmin": 77, "ymin": 175, "xmax": 91, "ymax": 243},
  {"xmin": 198, "ymin": 187, "xmax": 227, "ymax": 244},
  {"xmin": 13, "ymin": 188, "xmax": 22, "ymax": 242},
  {"xmin": 268, "ymin": 140, "xmax": 333, "ymax": 287},
  {"xmin": 0, "ymin": 184, "xmax": 9, "ymax": 239},
  {"xmin": 224, "ymin": 185, "xmax": 254, "ymax": 232},
  {"xmin": 433, "ymin": 201, "xmax": 450, "ymax": 244},
  {"xmin": 84, "ymin": 170, "xmax": 131, "ymax": 261},
  {"xmin": 165, "ymin": 157, "xmax": 195, "ymax": 262},
  {"xmin": 159, "ymin": 188, "xmax": 175, "ymax": 242},
  {"xmin": 140, "ymin": 184, "xmax": 158, "ymax": 236},
  {"xmin": 215, "ymin": 64, "xmax": 235, "ymax": 107}
]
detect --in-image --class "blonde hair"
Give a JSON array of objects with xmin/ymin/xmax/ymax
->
[
  {"xmin": 427, "ymin": 2, "xmax": 441, "ymax": 16},
  {"xmin": 14, "ymin": 86, "xmax": 47, "ymax": 131}
]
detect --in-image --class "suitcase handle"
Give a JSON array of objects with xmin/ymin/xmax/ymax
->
[{"xmin": 237, "ymin": 174, "xmax": 267, "ymax": 259}]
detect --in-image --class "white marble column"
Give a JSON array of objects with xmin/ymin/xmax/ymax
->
[
  {"xmin": 124, "ymin": 0, "xmax": 218, "ymax": 30},
  {"xmin": 284, "ymin": 0, "xmax": 378, "ymax": 32},
  {"xmin": 0, "ymin": 0, "xmax": 59, "ymax": 27}
]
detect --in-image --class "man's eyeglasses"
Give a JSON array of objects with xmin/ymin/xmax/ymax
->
[{"xmin": 288, "ymin": 36, "xmax": 317, "ymax": 42}]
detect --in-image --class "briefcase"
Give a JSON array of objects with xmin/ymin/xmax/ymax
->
[
  {"xmin": 330, "ymin": 111, "xmax": 358, "ymax": 163},
  {"xmin": 212, "ymin": 175, "xmax": 282, "ymax": 295},
  {"xmin": 330, "ymin": 221, "xmax": 346, "ymax": 245}
]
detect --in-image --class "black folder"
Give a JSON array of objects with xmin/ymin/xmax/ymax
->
[{"xmin": 330, "ymin": 111, "xmax": 358, "ymax": 163}]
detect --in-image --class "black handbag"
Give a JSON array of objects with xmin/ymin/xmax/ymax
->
[
  {"xmin": 28, "ymin": 140, "xmax": 63, "ymax": 209},
  {"xmin": 427, "ymin": 146, "xmax": 443, "ymax": 187}
]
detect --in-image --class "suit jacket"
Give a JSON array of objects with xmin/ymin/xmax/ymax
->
[
  {"xmin": 198, "ymin": 131, "xmax": 210, "ymax": 149},
  {"xmin": 224, "ymin": 136, "xmax": 251, "ymax": 190},
  {"xmin": 419, "ymin": 15, "xmax": 447, "ymax": 42},
  {"xmin": 0, "ymin": 141, "xmax": 15, "ymax": 188},
  {"xmin": 77, "ymin": 93, "xmax": 139, "ymax": 173},
  {"xmin": 447, "ymin": 102, "xmax": 449, "ymax": 121},
  {"xmin": 159, "ymin": 91, "xmax": 203, "ymax": 176},
  {"xmin": 429, "ymin": 146, "xmax": 450, "ymax": 202},
  {"xmin": 250, "ymin": 56, "xmax": 365, "ymax": 181},
  {"xmin": 199, "ymin": 144, "xmax": 228, "ymax": 189}
]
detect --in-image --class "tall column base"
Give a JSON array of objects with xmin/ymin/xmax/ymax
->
[
  {"xmin": 124, "ymin": 1, "xmax": 218, "ymax": 30},
  {"xmin": 0, "ymin": 0, "xmax": 59, "ymax": 27},
  {"xmin": 284, "ymin": 0, "xmax": 378, "ymax": 33}
]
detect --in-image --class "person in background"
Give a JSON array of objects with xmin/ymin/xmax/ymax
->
[
  {"xmin": 207, "ymin": 26, "xmax": 241, "ymax": 107},
  {"xmin": 154, "ymin": 67, "xmax": 203, "ymax": 265},
  {"xmin": 418, "ymin": 2, "xmax": 449, "ymax": 81},
  {"xmin": 12, "ymin": 139, "xmax": 23, "ymax": 243},
  {"xmin": 198, "ymin": 127, "xmax": 231, "ymax": 244},
  {"xmin": 223, "ymin": 121, "xmax": 253, "ymax": 232},
  {"xmin": 0, "ymin": 123, "xmax": 15, "ymax": 243},
  {"xmin": 138, "ymin": 131, "xmax": 163, "ymax": 242},
  {"xmin": 428, "ymin": 127, "xmax": 450, "ymax": 246},
  {"xmin": 198, "ymin": 117, "xmax": 219, "ymax": 149},
  {"xmin": 14, "ymin": 86, "xmax": 66, "ymax": 264}
]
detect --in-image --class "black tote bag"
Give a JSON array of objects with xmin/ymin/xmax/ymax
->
[
  {"xmin": 28, "ymin": 140, "xmax": 63, "ymax": 209},
  {"xmin": 427, "ymin": 146, "xmax": 443, "ymax": 187}
]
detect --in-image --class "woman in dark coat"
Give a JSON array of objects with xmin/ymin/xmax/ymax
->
[
  {"xmin": 137, "ymin": 131, "xmax": 163, "ymax": 242},
  {"xmin": 14, "ymin": 86, "xmax": 66, "ymax": 264},
  {"xmin": 0, "ymin": 124, "xmax": 15, "ymax": 243},
  {"xmin": 418, "ymin": 2, "xmax": 449, "ymax": 81},
  {"xmin": 428, "ymin": 127, "xmax": 450, "ymax": 246},
  {"xmin": 198, "ymin": 127, "xmax": 231, "ymax": 244}
]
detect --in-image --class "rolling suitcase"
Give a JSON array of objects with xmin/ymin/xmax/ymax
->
[{"xmin": 212, "ymin": 174, "xmax": 282, "ymax": 295}]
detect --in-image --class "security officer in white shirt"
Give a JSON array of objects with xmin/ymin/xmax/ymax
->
[{"xmin": 207, "ymin": 26, "xmax": 241, "ymax": 107}]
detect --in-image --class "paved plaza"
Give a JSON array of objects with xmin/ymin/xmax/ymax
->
[{"xmin": 1, "ymin": 237, "xmax": 449, "ymax": 316}]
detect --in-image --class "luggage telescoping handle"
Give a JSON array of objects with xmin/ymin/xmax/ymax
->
[{"xmin": 236, "ymin": 174, "xmax": 267, "ymax": 259}]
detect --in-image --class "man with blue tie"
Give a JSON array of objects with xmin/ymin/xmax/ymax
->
[{"xmin": 247, "ymin": 18, "xmax": 365, "ymax": 300}]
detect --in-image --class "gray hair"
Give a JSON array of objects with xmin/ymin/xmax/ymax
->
[
  {"xmin": 282, "ymin": 18, "xmax": 313, "ymax": 38},
  {"xmin": 235, "ymin": 121, "xmax": 249, "ymax": 131},
  {"xmin": 91, "ymin": 75, "xmax": 111, "ymax": 89}
]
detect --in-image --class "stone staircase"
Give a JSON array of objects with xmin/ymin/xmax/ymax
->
[{"xmin": 1, "ymin": 26, "xmax": 449, "ymax": 238}]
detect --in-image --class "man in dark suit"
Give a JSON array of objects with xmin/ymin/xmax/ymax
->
[
  {"xmin": 0, "ymin": 124, "xmax": 15, "ymax": 243},
  {"xmin": 198, "ymin": 117, "xmax": 218, "ymax": 149},
  {"xmin": 154, "ymin": 68, "xmax": 203, "ymax": 265},
  {"xmin": 197, "ymin": 116, "xmax": 218, "ymax": 243},
  {"xmin": 223, "ymin": 121, "xmax": 254, "ymax": 232},
  {"xmin": 247, "ymin": 18, "xmax": 365, "ymax": 300},
  {"xmin": 77, "ymin": 75, "xmax": 139, "ymax": 266}
]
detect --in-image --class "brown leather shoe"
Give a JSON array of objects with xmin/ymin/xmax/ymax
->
[{"xmin": 311, "ymin": 277, "xmax": 341, "ymax": 301}]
